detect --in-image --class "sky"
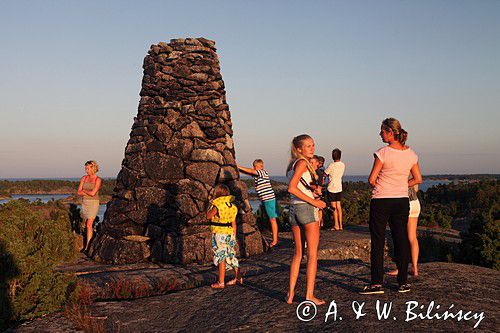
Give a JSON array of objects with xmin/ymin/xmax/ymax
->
[{"xmin": 1, "ymin": 0, "xmax": 499, "ymax": 178}]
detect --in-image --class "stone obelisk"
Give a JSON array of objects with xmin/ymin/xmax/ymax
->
[{"xmin": 89, "ymin": 38, "xmax": 266, "ymax": 264}]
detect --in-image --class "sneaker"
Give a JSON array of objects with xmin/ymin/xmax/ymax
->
[
  {"xmin": 398, "ymin": 284, "xmax": 411, "ymax": 293},
  {"xmin": 359, "ymin": 285, "xmax": 384, "ymax": 295}
]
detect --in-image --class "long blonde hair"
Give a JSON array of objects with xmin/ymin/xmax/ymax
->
[
  {"xmin": 286, "ymin": 134, "xmax": 318, "ymax": 179},
  {"xmin": 381, "ymin": 118, "xmax": 408, "ymax": 145}
]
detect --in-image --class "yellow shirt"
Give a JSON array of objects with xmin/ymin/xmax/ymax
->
[{"xmin": 209, "ymin": 195, "xmax": 238, "ymax": 235}]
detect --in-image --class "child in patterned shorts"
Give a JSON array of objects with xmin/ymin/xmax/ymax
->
[{"xmin": 206, "ymin": 184, "xmax": 242, "ymax": 289}]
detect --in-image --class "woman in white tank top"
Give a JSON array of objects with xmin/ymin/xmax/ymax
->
[{"xmin": 285, "ymin": 134, "xmax": 326, "ymax": 306}]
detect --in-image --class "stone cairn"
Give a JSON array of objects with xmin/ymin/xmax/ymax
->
[{"xmin": 89, "ymin": 38, "xmax": 266, "ymax": 264}]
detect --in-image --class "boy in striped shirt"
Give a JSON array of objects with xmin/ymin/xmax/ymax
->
[{"xmin": 237, "ymin": 159, "xmax": 279, "ymax": 247}]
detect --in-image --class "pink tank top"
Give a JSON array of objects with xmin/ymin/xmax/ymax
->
[{"xmin": 372, "ymin": 146, "xmax": 418, "ymax": 199}]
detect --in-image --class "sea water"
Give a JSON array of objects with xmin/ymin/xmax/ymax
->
[
  {"xmin": 0, "ymin": 194, "xmax": 107, "ymax": 222},
  {"xmin": 0, "ymin": 177, "xmax": 450, "ymax": 216}
]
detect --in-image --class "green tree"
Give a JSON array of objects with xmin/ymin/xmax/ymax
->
[{"xmin": 460, "ymin": 208, "xmax": 500, "ymax": 270}]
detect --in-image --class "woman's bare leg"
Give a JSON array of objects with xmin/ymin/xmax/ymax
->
[
  {"xmin": 407, "ymin": 217, "xmax": 419, "ymax": 276},
  {"xmin": 304, "ymin": 222, "xmax": 325, "ymax": 305},
  {"xmin": 84, "ymin": 217, "xmax": 95, "ymax": 251},
  {"xmin": 387, "ymin": 216, "xmax": 419, "ymax": 276},
  {"xmin": 287, "ymin": 225, "xmax": 302, "ymax": 304}
]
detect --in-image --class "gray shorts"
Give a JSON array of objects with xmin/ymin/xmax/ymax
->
[{"xmin": 289, "ymin": 203, "xmax": 317, "ymax": 227}]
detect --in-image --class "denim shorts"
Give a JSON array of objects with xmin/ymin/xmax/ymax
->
[
  {"xmin": 263, "ymin": 199, "xmax": 279, "ymax": 219},
  {"xmin": 289, "ymin": 203, "xmax": 317, "ymax": 227}
]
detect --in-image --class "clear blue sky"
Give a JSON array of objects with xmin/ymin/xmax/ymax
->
[{"xmin": 1, "ymin": 1, "xmax": 499, "ymax": 177}]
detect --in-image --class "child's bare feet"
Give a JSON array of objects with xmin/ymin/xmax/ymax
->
[
  {"xmin": 227, "ymin": 277, "xmax": 243, "ymax": 286},
  {"xmin": 386, "ymin": 269, "xmax": 398, "ymax": 276},
  {"xmin": 409, "ymin": 268, "xmax": 419, "ymax": 277},
  {"xmin": 286, "ymin": 292, "xmax": 294, "ymax": 304},
  {"xmin": 211, "ymin": 281, "xmax": 225, "ymax": 289},
  {"xmin": 307, "ymin": 296, "xmax": 326, "ymax": 305}
]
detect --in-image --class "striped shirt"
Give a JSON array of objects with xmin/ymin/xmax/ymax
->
[{"xmin": 254, "ymin": 169, "xmax": 276, "ymax": 202}]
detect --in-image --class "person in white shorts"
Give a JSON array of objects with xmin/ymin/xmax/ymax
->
[{"xmin": 388, "ymin": 184, "xmax": 421, "ymax": 277}]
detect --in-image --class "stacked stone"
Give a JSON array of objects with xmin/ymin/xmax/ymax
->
[{"xmin": 89, "ymin": 38, "xmax": 266, "ymax": 264}]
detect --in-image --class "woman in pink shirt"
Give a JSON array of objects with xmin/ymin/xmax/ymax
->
[{"xmin": 360, "ymin": 118, "xmax": 422, "ymax": 295}]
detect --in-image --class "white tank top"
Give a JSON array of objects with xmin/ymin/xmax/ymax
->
[{"xmin": 287, "ymin": 159, "xmax": 315, "ymax": 204}]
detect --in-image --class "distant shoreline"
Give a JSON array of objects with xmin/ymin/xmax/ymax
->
[
  {"xmin": 2, "ymin": 174, "xmax": 499, "ymax": 182},
  {"xmin": 0, "ymin": 175, "xmax": 498, "ymax": 200}
]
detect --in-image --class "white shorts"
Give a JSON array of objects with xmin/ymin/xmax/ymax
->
[{"xmin": 409, "ymin": 199, "xmax": 421, "ymax": 218}]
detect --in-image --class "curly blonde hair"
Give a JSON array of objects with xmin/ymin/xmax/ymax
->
[{"xmin": 85, "ymin": 160, "xmax": 99, "ymax": 173}]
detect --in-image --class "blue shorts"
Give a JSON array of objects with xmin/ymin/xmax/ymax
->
[
  {"xmin": 263, "ymin": 199, "xmax": 279, "ymax": 219},
  {"xmin": 289, "ymin": 203, "xmax": 317, "ymax": 227}
]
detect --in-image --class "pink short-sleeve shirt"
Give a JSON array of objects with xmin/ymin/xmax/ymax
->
[{"xmin": 372, "ymin": 146, "xmax": 418, "ymax": 199}]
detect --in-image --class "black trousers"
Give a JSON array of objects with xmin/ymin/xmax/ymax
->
[{"xmin": 369, "ymin": 198, "xmax": 410, "ymax": 286}]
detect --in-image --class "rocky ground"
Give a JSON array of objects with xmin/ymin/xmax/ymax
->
[
  {"xmin": 13, "ymin": 228, "xmax": 499, "ymax": 332},
  {"xmin": 90, "ymin": 262, "xmax": 498, "ymax": 332}
]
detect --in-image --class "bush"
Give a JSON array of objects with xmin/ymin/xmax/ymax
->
[
  {"xmin": 341, "ymin": 182, "xmax": 371, "ymax": 225},
  {"xmin": 0, "ymin": 200, "xmax": 77, "ymax": 329},
  {"xmin": 460, "ymin": 207, "xmax": 500, "ymax": 270},
  {"xmin": 422, "ymin": 180, "xmax": 499, "ymax": 219},
  {"xmin": 419, "ymin": 206, "xmax": 452, "ymax": 229},
  {"xmin": 254, "ymin": 202, "xmax": 291, "ymax": 232}
]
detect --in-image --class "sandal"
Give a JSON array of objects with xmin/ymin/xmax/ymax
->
[
  {"xmin": 211, "ymin": 281, "xmax": 225, "ymax": 289},
  {"xmin": 226, "ymin": 277, "xmax": 243, "ymax": 286}
]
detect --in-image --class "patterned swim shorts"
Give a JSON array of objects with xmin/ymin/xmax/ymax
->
[{"xmin": 211, "ymin": 233, "xmax": 239, "ymax": 270}]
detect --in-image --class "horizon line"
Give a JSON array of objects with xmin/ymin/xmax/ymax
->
[{"xmin": 1, "ymin": 173, "xmax": 499, "ymax": 181}]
